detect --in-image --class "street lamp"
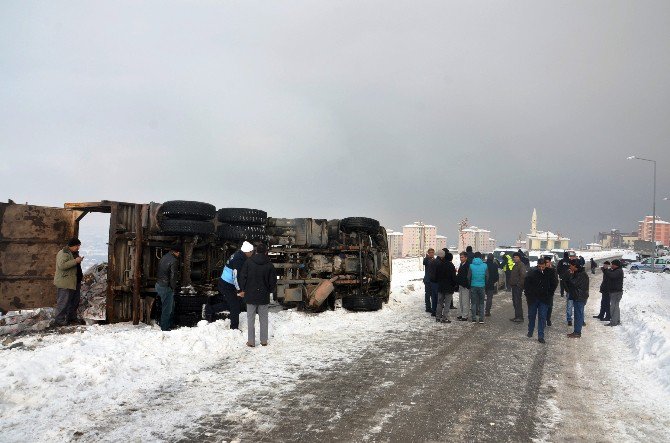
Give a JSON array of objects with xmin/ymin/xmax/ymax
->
[{"xmin": 628, "ymin": 155, "xmax": 657, "ymax": 269}]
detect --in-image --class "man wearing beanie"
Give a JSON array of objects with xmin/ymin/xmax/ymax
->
[
  {"xmin": 606, "ymin": 260, "xmax": 624, "ymax": 327},
  {"xmin": 155, "ymin": 243, "xmax": 181, "ymax": 331},
  {"xmin": 53, "ymin": 237, "xmax": 84, "ymax": 326},
  {"xmin": 566, "ymin": 259, "xmax": 589, "ymax": 338},
  {"xmin": 206, "ymin": 241, "xmax": 254, "ymax": 329}
]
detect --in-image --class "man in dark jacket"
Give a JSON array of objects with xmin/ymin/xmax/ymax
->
[
  {"xmin": 206, "ymin": 241, "xmax": 255, "ymax": 328},
  {"xmin": 456, "ymin": 252, "xmax": 471, "ymax": 321},
  {"xmin": 557, "ymin": 252, "xmax": 571, "ymax": 297},
  {"xmin": 566, "ymin": 260, "xmax": 589, "ymax": 338},
  {"xmin": 239, "ymin": 243, "xmax": 277, "ymax": 347},
  {"xmin": 484, "ymin": 254, "xmax": 499, "ymax": 317},
  {"xmin": 594, "ymin": 261, "xmax": 611, "ymax": 321},
  {"xmin": 155, "ymin": 244, "xmax": 181, "ymax": 331},
  {"xmin": 606, "ymin": 260, "xmax": 624, "ymax": 327},
  {"xmin": 590, "ymin": 258, "xmax": 597, "ymax": 274},
  {"xmin": 509, "ymin": 253, "xmax": 527, "ymax": 322},
  {"xmin": 524, "ymin": 258, "xmax": 551, "ymax": 343},
  {"xmin": 434, "ymin": 250, "xmax": 457, "ymax": 323},
  {"xmin": 466, "ymin": 245, "xmax": 475, "ymax": 264},
  {"xmin": 543, "ymin": 255, "xmax": 559, "ymax": 326},
  {"xmin": 423, "ymin": 249, "xmax": 436, "ymax": 313}
]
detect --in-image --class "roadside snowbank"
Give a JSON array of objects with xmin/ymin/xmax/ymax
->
[
  {"xmin": 618, "ymin": 270, "xmax": 670, "ymax": 393},
  {"xmin": 0, "ymin": 258, "xmax": 427, "ymax": 442}
]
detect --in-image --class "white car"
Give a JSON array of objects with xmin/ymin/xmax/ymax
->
[{"xmin": 629, "ymin": 256, "xmax": 670, "ymax": 273}]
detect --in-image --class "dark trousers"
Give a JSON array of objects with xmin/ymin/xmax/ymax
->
[
  {"xmin": 559, "ymin": 279, "xmax": 567, "ymax": 296},
  {"xmin": 155, "ymin": 283, "xmax": 174, "ymax": 331},
  {"xmin": 430, "ymin": 282, "xmax": 439, "ymax": 315},
  {"xmin": 512, "ymin": 286, "xmax": 524, "ymax": 320},
  {"xmin": 528, "ymin": 300, "xmax": 549, "ymax": 339},
  {"xmin": 424, "ymin": 279, "xmax": 433, "ymax": 311},
  {"xmin": 573, "ymin": 300, "xmax": 586, "ymax": 335},
  {"xmin": 598, "ymin": 293, "xmax": 611, "ymax": 319},
  {"xmin": 504, "ymin": 271, "xmax": 511, "ymax": 290},
  {"xmin": 54, "ymin": 283, "xmax": 81, "ymax": 325},
  {"xmin": 206, "ymin": 279, "xmax": 242, "ymax": 329},
  {"xmin": 547, "ymin": 294, "xmax": 555, "ymax": 321},
  {"xmin": 485, "ymin": 288, "xmax": 494, "ymax": 314}
]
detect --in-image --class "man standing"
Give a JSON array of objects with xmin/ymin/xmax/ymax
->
[
  {"xmin": 557, "ymin": 252, "xmax": 571, "ymax": 297},
  {"xmin": 206, "ymin": 241, "xmax": 254, "ymax": 329},
  {"xmin": 468, "ymin": 252, "xmax": 488, "ymax": 324},
  {"xmin": 434, "ymin": 250, "xmax": 457, "ymax": 323},
  {"xmin": 543, "ymin": 255, "xmax": 559, "ymax": 326},
  {"xmin": 606, "ymin": 259, "xmax": 624, "ymax": 327},
  {"xmin": 525, "ymin": 258, "xmax": 551, "ymax": 343},
  {"xmin": 566, "ymin": 260, "xmax": 589, "ymax": 338},
  {"xmin": 509, "ymin": 252, "xmax": 527, "ymax": 322},
  {"xmin": 456, "ymin": 252, "xmax": 471, "ymax": 321},
  {"xmin": 590, "ymin": 258, "xmax": 597, "ymax": 274},
  {"xmin": 484, "ymin": 253, "xmax": 499, "ymax": 317},
  {"xmin": 594, "ymin": 261, "xmax": 611, "ymax": 321},
  {"xmin": 53, "ymin": 238, "xmax": 84, "ymax": 326},
  {"xmin": 501, "ymin": 252, "xmax": 514, "ymax": 291},
  {"xmin": 155, "ymin": 244, "xmax": 181, "ymax": 331},
  {"xmin": 423, "ymin": 248, "xmax": 436, "ymax": 314},
  {"xmin": 239, "ymin": 243, "xmax": 277, "ymax": 347}
]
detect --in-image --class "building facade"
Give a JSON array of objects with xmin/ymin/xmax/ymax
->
[
  {"xmin": 599, "ymin": 229, "xmax": 638, "ymax": 249},
  {"xmin": 638, "ymin": 216, "xmax": 670, "ymax": 247},
  {"xmin": 387, "ymin": 230, "xmax": 404, "ymax": 259},
  {"xmin": 458, "ymin": 226, "xmax": 496, "ymax": 253},
  {"xmin": 436, "ymin": 235, "xmax": 447, "ymax": 252},
  {"xmin": 526, "ymin": 208, "xmax": 570, "ymax": 251},
  {"xmin": 402, "ymin": 222, "xmax": 437, "ymax": 257}
]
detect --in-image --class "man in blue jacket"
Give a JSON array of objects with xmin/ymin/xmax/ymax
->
[
  {"xmin": 468, "ymin": 252, "xmax": 489, "ymax": 323},
  {"xmin": 205, "ymin": 241, "xmax": 254, "ymax": 328}
]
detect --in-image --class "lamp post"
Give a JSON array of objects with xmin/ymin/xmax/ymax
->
[{"xmin": 628, "ymin": 156, "xmax": 657, "ymax": 268}]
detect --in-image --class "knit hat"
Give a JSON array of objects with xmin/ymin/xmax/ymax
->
[
  {"xmin": 437, "ymin": 249, "xmax": 446, "ymax": 258},
  {"xmin": 67, "ymin": 237, "xmax": 81, "ymax": 247},
  {"xmin": 241, "ymin": 241, "xmax": 254, "ymax": 253},
  {"xmin": 611, "ymin": 259, "xmax": 621, "ymax": 267}
]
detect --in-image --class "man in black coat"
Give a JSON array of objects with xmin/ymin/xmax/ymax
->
[
  {"xmin": 566, "ymin": 260, "xmax": 589, "ymax": 338},
  {"xmin": 155, "ymin": 244, "xmax": 181, "ymax": 331},
  {"xmin": 239, "ymin": 243, "xmax": 278, "ymax": 347},
  {"xmin": 456, "ymin": 252, "xmax": 471, "ymax": 321},
  {"xmin": 543, "ymin": 255, "xmax": 559, "ymax": 326},
  {"xmin": 484, "ymin": 254, "xmax": 499, "ymax": 317},
  {"xmin": 434, "ymin": 250, "xmax": 457, "ymax": 323},
  {"xmin": 524, "ymin": 258, "xmax": 551, "ymax": 343},
  {"xmin": 606, "ymin": 260, "xmax": 625, "ymax": 327},
  {"xmin": 423, "ymin": 249, "xmax": 436, "ymax": 313},
  {"xmin": 557, "ymin": 252, "xmax": 571, "ymax": 297},
  {"xmin": 594, "ymin": 261, "xmax": 611, "ymax": 321}
]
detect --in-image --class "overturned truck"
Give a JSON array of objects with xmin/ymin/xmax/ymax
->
[{"xmin": 0, "ymin": 200, "xmax": 391, "ymax": 326}]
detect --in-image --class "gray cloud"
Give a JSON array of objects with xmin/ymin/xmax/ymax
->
[{"xmin": 1, "ymin": 1, "xmax": 669, "ymax": 246}]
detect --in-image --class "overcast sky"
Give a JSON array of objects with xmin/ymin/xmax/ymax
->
[{"xmin": 2, "ymin": 1, "xmax": 669, "ymax": 246}]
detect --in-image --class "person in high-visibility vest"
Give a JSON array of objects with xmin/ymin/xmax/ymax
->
[{"xmin": 501, "ymin": 253, "xmax": 515, "ymax": 291}]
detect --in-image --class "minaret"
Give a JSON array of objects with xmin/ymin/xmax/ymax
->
[{"xmin": 531, "ymin": 208, "xmax": 537, "ymax": 235}]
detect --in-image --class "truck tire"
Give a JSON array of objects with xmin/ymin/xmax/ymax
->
[
  {"xmin": 175, "ymin": 295, "xmax": 210, "ymax": 313},
  {"xmin": 159, "ymin": 219, "xmax": 215, "ymax": 236},
  {"xmin": 217, "ymin": 208, "xmax": 267, "ymax": 225},
  {"xmin": 159, "ymin": 200, "xmax": 216, "ymax": 221},
  {"xmin": 342, "ymin": 295, "xmax": 383, "ymax": 312},
  {"xmin": 340, "ymin": 217, "xmax": 380, "ymax": 235},
  {"xmin": 217, "ymin": 223, "xmax": 267, "ymax": 242}
]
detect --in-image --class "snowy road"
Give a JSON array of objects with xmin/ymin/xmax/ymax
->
[{"xmin": 1, "ymin": 258, "xmax": 669, "ymax": 442}]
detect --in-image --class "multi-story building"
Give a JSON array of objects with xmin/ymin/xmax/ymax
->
[
  {"xmin": 458, "ymin": 226, "xmax": 497, "ymax": 253},
  {"xmin": 402, "ymin": 222, "xmax": 437, "ymax": 257},
  {"xmin": 599, "ymin": 229, "xmax": 638, "ymax": 249},
  {"xmin": 436, "ymin": 235, "xmax": 447, "ymax": 251},
  {"xmin": 526, "ymin": 209, "xmax": 570, "ymax": 250},
  {"xmin": 638, "ymin": 216, "xmax": 670, "ymax": 247},
  {"xmin": 387, "ymin": 230, "xmax": 404, "ymax": 259}
]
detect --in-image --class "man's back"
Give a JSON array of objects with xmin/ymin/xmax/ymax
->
[{"xmin": 157, "ymin": 253, "xmax": 178, "ymax": 289}]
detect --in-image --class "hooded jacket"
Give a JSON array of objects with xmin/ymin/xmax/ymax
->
[
  {"xmin": 221, "ymin": 250, "xmax": 248, "ymax": 289},
  {"xmin": 468, "ymin": 257, "xmax": 488, "ymax": 288},
  {"xmin": 557, "ymin": 254, "xmax": 571, "ymax": 280},
  {"xmin": 239, "ymin": 253, "xmax": 278, "ymax": 305},
  {"xmin": 434, "ymin": 254, "xmax": 457, "ymax": 294}
]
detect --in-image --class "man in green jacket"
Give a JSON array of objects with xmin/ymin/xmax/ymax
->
[{"xmin": 53, "ymin": 238, "xmax": 84, "ymax": 326}]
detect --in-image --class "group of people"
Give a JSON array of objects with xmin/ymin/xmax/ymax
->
[
  {"xmin": 155, "ymin": 240, "xmax": 277, "ymax": 346},
  {"xmin": 422, "ymin": 247, "xmax": 626, "ymax": 343}
]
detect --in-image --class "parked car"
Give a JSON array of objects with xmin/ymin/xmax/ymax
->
[{"xmin": 628, "ymin": 256, "xmax": 670, "ymax": 273}]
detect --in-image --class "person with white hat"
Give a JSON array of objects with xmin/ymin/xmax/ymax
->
[{"xmin": 205, "ymin": 240, "xmax": 254, "ymax": 329}]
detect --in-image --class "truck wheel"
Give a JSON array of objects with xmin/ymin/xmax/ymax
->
[
  {"xmin": 216, "ymin": 223, "xmax": 267, "ymax": 242},
  {"xmin": 159, "ymin": 219, "xmax": 215, "ymax": 236},
  {"xmin": 159, "ymin": 200, "xmax": 216, "ymax": 221},
  {"xmin": 340, "ymin": 217, "xmax": 380, "ymax": 235},
  {"xmin": 175, "ymin": 295, "xmax": 210, "ymax": 313},
  {"xmin": 342, "ymin": 295, "xmax": 383, "ymax": 312},
  {"xmin": 217, "ymin": 208, "xmax": 267, "ymax": 225}
]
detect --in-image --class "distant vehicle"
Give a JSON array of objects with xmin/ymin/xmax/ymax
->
[
  {"xmin": 493, "ymin": 247, "xmax": 527, "ymax": 264},
  {"xmin": 551, "ymin": 248, "xmax": 576, "ymax": 259},
  {"xmin": 628, "ymin": 256, "xmax": 670, "ymax": 273},
  {"xmin": 620, "ymin": 251, "xmax": 640, "ymax": 268}
]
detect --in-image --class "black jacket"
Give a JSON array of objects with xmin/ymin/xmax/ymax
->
[
  {"xmin": 423, "ymin": 256, "xmax": 435, "ymax": 283},
  {"xmin": 545, "ymin": 266, "xmax": 559, "ymax": 295},
  {"xmin": 427, "ymin": 258, "xmax": 440, "ymax": 283},
  {"xmin": 485, "ymin": 259, "xmax": 499, "ymax": 290},
  {"xmin": 599, "ymin": 267, "xmax": 610, "ymax": 293},
  {"xmin": 524, "ymin": 267, "xmax": 551, "ymax": 304},
  {"xmin": 239, "ymin": 254, "xmax": 278, "ymax": 305},
  {"xmin": 566, "ymin": 268, "xmax": 589, "ymax": 302},
  {"xmin": 157, "ymin": 252, "xmax": 179, "ymax": 289},
  {"xmin": 457, "ymin": 261, "xmax": 470, "ymax": 289},
  {"xmin": 557, "ymin": 258, "xmax": 571, "ymax": 280},
  {"xmin": 434, "ymin": 258, "xmax": 457, "ymax": 294},
  {"xmin": 607, "ymin": 267, "xmax": 624, "ymax": 293}
]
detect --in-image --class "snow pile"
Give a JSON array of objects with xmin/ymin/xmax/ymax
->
[
  {"xmin": 618, "ymin": 271, "xmax": 670, "ymax": 393},
  {"xmin": 79, "ymin": 263, "xmax": 107, "ymax": 321},
  {"xmin": 0, "ymin": 258, "xmax": 429, "ymax": 442}
]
